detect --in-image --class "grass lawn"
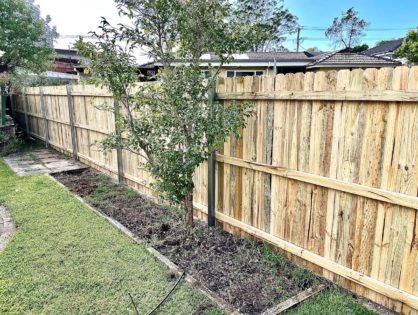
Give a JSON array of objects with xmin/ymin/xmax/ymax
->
[
  {"xmin": 286, "ymin": 289, "xmax": 376, "ymax": 315},
  {"xmin": 0, "ymin": 160, "xmax": 223, "ymax": 315}
]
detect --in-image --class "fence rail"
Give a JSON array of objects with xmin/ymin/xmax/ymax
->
[{"xmin": 13, "ymin": 66, "xmax": 418, "ymax": 314}]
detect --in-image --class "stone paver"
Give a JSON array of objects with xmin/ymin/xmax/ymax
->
[
  {"xmin": 0, "ymin": 206, "xmax": 15, "ymax": 252},
  {"xmin": 4, "ymin": 149, "xmax": 87, "ymax": 176}
]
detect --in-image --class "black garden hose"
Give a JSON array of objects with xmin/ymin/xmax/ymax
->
[{"xmin": 129, "ymin": 270, "xmax": 185, "ymax": 315}]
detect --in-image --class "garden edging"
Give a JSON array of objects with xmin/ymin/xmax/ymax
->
[
  {"xmin": 0, "ymin": 206, "xmax": 15, "ymax": 252},
  {"xmin": 47, "ymin": 174, "xmax": 240, "ymax": 315}
]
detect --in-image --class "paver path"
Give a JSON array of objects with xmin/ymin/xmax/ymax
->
[
  {"xmin": 4, "ymin": 149, "xmax": 86, "ymax": 176},
  {"xmin": 0, "ymin": 206, "xmax": 15, "ymax": 252}
]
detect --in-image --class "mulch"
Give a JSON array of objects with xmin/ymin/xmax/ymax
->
[{"xmin": 54, "ymin": 169, "xmax": 319, "ymax": 314}]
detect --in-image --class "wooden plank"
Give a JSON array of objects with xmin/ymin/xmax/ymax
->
[
  {"xmin": 66, "ymin": 85, "xmax": 78, "ymax": 160},
  {"xmin": 22, "ymin": 89, "xmax": 30, "ymax": 137},
  {"xmin": 39, "ymin": 87, "xmax": 49, "ymax": 148},
  {"xmin": 207, "ymin": 82, "xmax": 216, "ymax": 227},
  {"xmin": 216, "ymin": 89, "xmax": 418, "ymax": 102},
  {"xmin": 261, "ymin": 284, "xmax": 327, "ymax": 315},
  {"xmin": 113, "ymin": 100, "xmax": 123, "ymax": 183},
  {"xmin": 216, "ymin": 155, "xmax": 418, "ymax": 210}
]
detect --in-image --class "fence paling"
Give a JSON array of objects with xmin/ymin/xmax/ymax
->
[
  {"xmin": 66, "ymin": 85, "xmax": 78, "ymax": 160},
  {"xmin": 15, "ymin": 66, "xmax": 418, "ymax": 314},
  {"xmin": 39, "ymin": 87, "xmax": 49, "ymax": 148},
  {"xmin": 113, "ymin": 100, "xmax": 123, "ymax": 183}
]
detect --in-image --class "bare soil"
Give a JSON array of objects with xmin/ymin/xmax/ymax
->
[{"xmin": 54, "ymin": 169, "xmax": 320, "ymax": 314}]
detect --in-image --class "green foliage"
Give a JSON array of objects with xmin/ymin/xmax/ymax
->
[
  {"xmin": 232, "ymin": 0, "xmax": 298, "ymax": 52},
  {"xmin": 76, "ymin": 0, "xmax": 254, "ymax": 221},
  {"xmin": 325, "ymin": 7, "xmax": 369, "ymax": 49},
  {"xmin": 352, "ymin": 43, "xmax": 369, "ymax": 53},
  {"xmin": 0, "ymin": 130, "xmax": 23, "ymax": 156},
  {"xmin": 262, "ymin": 242, "xmax": 286, "ymax": 268},
  {"xmin": 286, "ymin": 289, "xmax": 376, "ymax": 315},
  {"xmin": 395, "ymin": 28, "xmax": 418, "ymax": 64},
  {"xmin": 0, "ymin": 0, "xmax": 57, "ymax": 85},
  {"xmin": 0, "ymin": 161, "xmax": 223, "ymax": 314},
  {"xmin": 290, "ymin": 267, "xmax": 317, "ymax": 289},
  {"xmin": 306, "ymin": 47, "xmax": 321, "ymax": 53},
  {"xmin": 375, "ymin": 40, "xmax": 391, "ymax": 47}
]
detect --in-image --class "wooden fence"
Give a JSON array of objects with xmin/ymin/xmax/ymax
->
[{"xmin": 13, "ymin": 66, "xmax": 418, "ymax": 314}]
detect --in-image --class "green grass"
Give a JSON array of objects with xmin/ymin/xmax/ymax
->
[
  {"xmin": 286, "ymin": 289, "xmax": 376, "ymax": 315},
  {"xmin": 0, "ymin": 160, "xmax": 223, "ymax": 315}
]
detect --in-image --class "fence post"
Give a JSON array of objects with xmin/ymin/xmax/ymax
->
[
  {"xmin": 207, "ymin": 82, "xmax": 216, "ymax": 227},
  {"xmin": 66, "ymin": 85, "xmax": 78, "ymax": 160},
  {"xmin": 1, "ymin": 86, "xmax": 6, "ymax": 127},
  {"xmin": 39, "ymin": 87, "xmax": 49, "ymax": 148},
  {"xmin": 22, "ymin": 88, "xmax": 30, "ymax": 138},
  {"xmin": 10, "ymin": 93, "xmax": 15, "ymax": 121},
  {"xmin": 114, "ymin": 100, "xmax": 123, "ymax": 183}
]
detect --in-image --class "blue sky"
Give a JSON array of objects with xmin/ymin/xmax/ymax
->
[
  {"xmin": 36, "ymin": 0, "xmax": 417, "ymax": 55},
  {"xmin": 283, "ymin": 0, "xmax": 417, "ymax": 51}
]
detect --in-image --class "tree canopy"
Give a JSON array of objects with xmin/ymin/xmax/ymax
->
[
  {"xmin": 395, "ymin": 28, "xmax": 418, "ymax": 64},
  {"xmin": 351, "ymin": 44, "xmax": 369, "ymax": 53},
  {"xmin": 232, "ymin": 0, "xmax": 298, "ymax": 52},
  {"xmin": 325, "ymin": 7, "xmax": 369, "ymax": 49},
  {"xmin": 0, "ymin": 0, "xmax": 58, "ymax": 83},
  {"xmin": 76, "ymin": 0, "xmax": 254, "ymax": 224}
]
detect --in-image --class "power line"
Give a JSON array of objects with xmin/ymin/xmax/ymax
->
[{"xmin": 300, "ymin": 26, "xmax": 415, "ymax": 31}]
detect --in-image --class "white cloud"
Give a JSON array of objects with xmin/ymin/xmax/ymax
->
[{"xmin": 35, "ymin": 0, "xmax": 152, "ymax": 64}]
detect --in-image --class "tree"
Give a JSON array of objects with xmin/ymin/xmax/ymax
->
[
  {"xmin": 76, "ymin": 0, "xmax": 253, "ymax": 225},
  {"xmin": 25, "ymin": 0, "xmax": 59, "ymax": 48},
  {"xmin": 325, "ymin": 7, "xmax": 369, "ymax": 49},
  {"xmin": 0, "ymin": 0, "xmax": 58, "ymax": 83},
  {"xmin": 306, "ymin": 47, "xmax": 320, "ymax": 53},
  {"xmin": 352, "ymin": 43, "xmax": 369, "ymax": 53},
  {"xmin": 232, "ymin": 0, "xmax": 298, "ymax": 52},
  {"xmin": 395, "ymin": 28, "xmax": 418, "ymax": 64},
  {"xmin": 375, "ymin": 40, "xmax": 391, "ymax": 47}
]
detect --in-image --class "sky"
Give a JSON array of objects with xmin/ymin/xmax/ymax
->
[
  {"xmin": 284, "ymin": 0, "xmax": 418, "ymax": 51},
  {"xmin": 34, "ymin": 0, "xmax": 417, "ymax": 57}
]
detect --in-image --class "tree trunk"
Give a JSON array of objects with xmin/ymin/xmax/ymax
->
[{"xmin": 184, "ymin": 189, "xmax": 194, "ymax": 226}]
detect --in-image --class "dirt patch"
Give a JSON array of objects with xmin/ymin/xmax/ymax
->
[{"xmin": 54, "ymin": 169, "xmax": 320, "ymax": 314}]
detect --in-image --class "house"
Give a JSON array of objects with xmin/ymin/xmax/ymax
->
[
  {"xmin": 363, "ymin": 39, "xmax": 404, "ymax": 60},
  {"xmin": 53, "ymin": 48, "xmax": 89, "ymax": 76},
  {"xmin": 142, "ymin": 50, "xmax": 401, "ymax": 80},
  {"xmin": 307, "ymin": 50, "xmax": 402, "ymax": 71}
]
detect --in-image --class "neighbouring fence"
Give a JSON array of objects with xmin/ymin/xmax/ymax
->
[{"xmin": 12, "ymin": 66, "xmax": 418, "ymax": 314}]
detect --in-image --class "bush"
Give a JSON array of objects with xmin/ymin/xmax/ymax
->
[{"xmin": 0, "ymin": 130, "xmax": 23, "ymax": 156}]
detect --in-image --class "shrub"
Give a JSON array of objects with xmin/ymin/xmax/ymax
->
[{"xmin": 0, "ymin": 130, "xmax": 23, "ymax": 156}]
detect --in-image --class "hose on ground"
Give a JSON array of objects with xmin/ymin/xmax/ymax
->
[{"xmin": 129, "ymin": 270, "xmax": 185, "ymax": 315}]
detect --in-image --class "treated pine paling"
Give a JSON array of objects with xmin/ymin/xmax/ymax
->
[
  {"xmin": 22, "ymin": 92, "xmax": 114, "ymax": 97},
  {"xmin": 216, "ymin": 154, "xmax": 418, "ymax": 210},
  {"xmin": 261, "ymin": 284, "xmax": 327, "ymax": 315},
  {"xmin": 215, "ymin": 90, "xmax": 418, "ymax": 102},
  {"xmin": 193, "ymin": 203, "xmax": 418, "ymax": 311}
]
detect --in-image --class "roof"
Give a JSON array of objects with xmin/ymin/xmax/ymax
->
[
  {"xmin": 198, "ymin": 51, "xmax": 314, "ymax": 62},
  {"xmin": 139, "ymin": 61, "xmax": 158, "ymax": 69},
  {"xmin": 307, "ymin": 51, "xmax": 401, "ymax": 68},
  {"xmin": 55, "ymin": 48, "xmax": 78, "ymax": 56},
  {"xmin": 364, "ymin": 39, "xmax": 404, "ymax": 56}
]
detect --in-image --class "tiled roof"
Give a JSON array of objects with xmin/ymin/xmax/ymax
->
[
  {"xmin": 364, "ymin": 39, "xmax": 404, "ymax": 56},
  {"xmin": 200, "ymin": 52, "xmax": 314, "ymax": 62},
  {"xmin": 307, "ymin": 51, "xmax": 401, "ymax": 68}
]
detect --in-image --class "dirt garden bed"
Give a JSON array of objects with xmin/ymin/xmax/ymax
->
[{"xmin": 54, "ymin": 169, "xmax": 323, "ymax": 314}]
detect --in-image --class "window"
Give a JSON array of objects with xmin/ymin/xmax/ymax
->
[
  {"xmin": 226, "ymin": 70, "xmax": 264, "ymax": 78},
  {"xmin": 202, "ymin": 71, "xmax": 210, "ymax": 78}
]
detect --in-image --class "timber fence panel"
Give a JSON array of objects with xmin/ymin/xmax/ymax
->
[{"xmin": 13, "ymin": 66, "xmax": 418, "ymax": 314}]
